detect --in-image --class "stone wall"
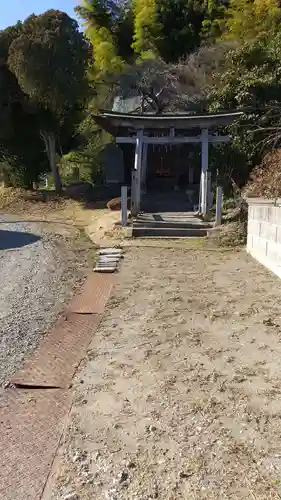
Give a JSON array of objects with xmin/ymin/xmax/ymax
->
[{"xmin": 247, "ymin": 198, "xmax": 281, "ymax": 278}]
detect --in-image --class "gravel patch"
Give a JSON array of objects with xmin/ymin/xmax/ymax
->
[{"xmin": 0, "ymin": 218, "xmax": 93, "ymax": 385}]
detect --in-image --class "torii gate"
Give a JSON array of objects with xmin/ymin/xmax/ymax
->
[{"xmin": 94, "ymin": 110, "xmax": 243, "ymax": 216}]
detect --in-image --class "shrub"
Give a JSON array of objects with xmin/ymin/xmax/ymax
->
[{"xmin": 244, "ymin": 149, "xmax": 281, "ymax": 199}]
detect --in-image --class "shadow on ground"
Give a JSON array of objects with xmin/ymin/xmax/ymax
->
[{"xmin": 0, "ymin": 230, "xmax": 41, "ymax": 250}]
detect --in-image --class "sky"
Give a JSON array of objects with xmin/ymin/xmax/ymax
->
[{"xmin": 0, "ymin": 1, "xmax": 79, "ymax": 30}]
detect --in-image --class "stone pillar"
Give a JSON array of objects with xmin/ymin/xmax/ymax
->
[
  {"xmin": 200, "ymin": 128, "xmax": 209, "ymax": 215},
  {"xmin": 141, "ymin": 142, "xmax": 148, "ymax": 194},
  {"xmin": 215, "ymin": 186, "xmax": 223, "ymax": 226},
  {"xmin": 131, "ymin": 130, "xmax": 143, "ymax": 217},
  {"xmin": 121, "ymin": 186, "xmax": 128, "ymax": 226},
  {"xmin": 207, "ymin": 171, "xmax": 213, "ymax": 209},
  {"xmin": 131, "ymin": 170, "xmax": 137, "ymax": 217}
]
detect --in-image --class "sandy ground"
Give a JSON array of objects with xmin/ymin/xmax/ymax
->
[{"xmin": 44, "ymin": 246, "xmax": 281, "ymax": 500}]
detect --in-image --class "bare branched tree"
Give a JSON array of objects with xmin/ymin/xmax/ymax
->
[{"xmin": 107, "ymin": 44, "xmax": 228, "ymax": 114}]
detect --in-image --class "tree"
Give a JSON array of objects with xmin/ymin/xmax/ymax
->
[
  {"xmin": 75, "ymin": 0, "xmax": 126, "ymax": 77},
  {"xmin": 207, "ymin": 34, "xmax": 281, "ymax": 187},
  {"xmin": 0, "ymin": 64, "xmax": 22, "ymax": 140},
  {"xmin": 113, "ymin": 3, "xmax": 134, "ymax": 62},
  {"xmin": 75, "ymin": 0, "xmax": 228, "ymax": 67},
  {"xmin": 0, "ymin": 23, "xmax": 48, "ymax": 188},
  {"xmin": 201, "ymin": 0, "xmax": 229, "ymax": 41},
  {"xmin": 61, "ymin": 113, "xmax": 112, "ymax": 183},
  {"xmin": 0, "ymin": 113, "xmax": 48, "ymax": 189},
  {"xmin": 109, "ymin": 45, "xmax": 226, "ymax": 114},
  {"xmin": 0, "ymin": 23, "xmax": 24, "ymax": 140},
  {"xmin": 155, "ymin": 0, "xmax": 204, "ymax": 62},
  {"xmin": 132, "ymin": 0, "xmax": 228, "ymax": 63},
  {"xmin": 0, "ymin": 62, "xmax": 50, "ymax": 188},
  {"xmin": 131, "ymin": 0, "xmax": 160, "ymax": 60},
  {"xmin": 8, "ymin": 10, "xmax": 89, "ymax": 192},
  {"xmin": 0, "ymin": 22, "xmax": 22, "ymax": 63},
  {"xmin": 223, "ymin": 0, "xmax": 281, "ymax": 42}
]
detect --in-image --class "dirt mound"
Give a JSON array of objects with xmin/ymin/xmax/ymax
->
[{"xmin": 107, "ymin": 196, "xmax": 130, "ymax": 211}]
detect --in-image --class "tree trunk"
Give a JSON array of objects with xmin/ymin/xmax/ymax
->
[{"xmin": 40, "ymin": 130, "xmax": 62, "ymax": 193}]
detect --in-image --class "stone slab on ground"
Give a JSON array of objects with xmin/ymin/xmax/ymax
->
[
  {"xmin": 97, "ymin": 257, "xmax": 120, "ymax": 263},
  {"xmin": 94, "ymin": 266, "xmax": 117, "ymax": 273},
  {"xmin": 98, "ymin": 248, "xmax": 123, "ymax": 255}
]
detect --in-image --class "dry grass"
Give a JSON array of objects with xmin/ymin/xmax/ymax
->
[
  {"xmin": 0, "ymin": 187, "xmax": 66, "ymax": 214},
  {"xmin": 0, "ymin": 187, "xmax": 106, "ymax": 230},
  {"xmin": 245, "ymin": 149, "xmax": 281, "ymax": 199},
  {"xmin": 0, "ymin": 187, "xmax": 247, "ymax": 250}
]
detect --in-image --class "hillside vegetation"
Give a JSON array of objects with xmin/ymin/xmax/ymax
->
[{"xmin": 1, "ymin": 0, "xmax": 281, "ymax": 195}]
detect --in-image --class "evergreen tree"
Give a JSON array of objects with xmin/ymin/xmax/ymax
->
[
  {"xmin": 132, "ymin": 0, "xmax": 228, "ymax": 63},
  {"xmin": 223, "ymin": 0, "xmax": 281, "ymax": 42},
  {"xmin": 8, "ymin": 10, "xmax": 89, "ymax": 192},
  {"xmin": 155, "ymin": 0, "xmax": 204, "ymax": 62},
  {"xmin": 201, "ymin": 0, "xmax": 229, "ymax": 41}
]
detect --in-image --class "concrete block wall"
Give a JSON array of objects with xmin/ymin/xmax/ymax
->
[{"xmin": 247, "ymin": 198, "xmax": 281, "ymax": 278}]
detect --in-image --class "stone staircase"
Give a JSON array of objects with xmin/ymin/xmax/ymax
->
[{"xmin": 132, "ymin": 213, "xmax": 212, "ymax": 238}]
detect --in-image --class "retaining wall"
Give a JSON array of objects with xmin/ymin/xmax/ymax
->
[{"xmin": 247, "ymin": 198, "xmax": 281, "ymax": 278}]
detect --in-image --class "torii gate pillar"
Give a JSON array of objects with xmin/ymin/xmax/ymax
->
[{"xmin": 200, "ymin": 128, "xmax": 209, "ymax": 216}]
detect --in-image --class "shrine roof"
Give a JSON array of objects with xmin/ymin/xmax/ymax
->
[{"xmin": 93, "ymin": 110, "xmax": 243, "ymax": 136}]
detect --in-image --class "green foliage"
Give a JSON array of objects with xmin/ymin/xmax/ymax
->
[
  {"xmin": 0, "ymin": 64, "xmax": 24, "ymax": 140},
  {"xmin": 156, "ymin": 0, "xmax": 203, "ymax": 62},
  {"xmin": 201, "ymin": 0, "xmax": 228, "ymax": 40},
  {"xmin": 0, "ymin": 45, "xmax": 46, "ymax": 187},
  {"xmin": 113, "ymin": 5, "xmax": 134, "ymax": 61},
  {"xmin": 2, "ymin": 0, "xmax": 281, "ymax": 195},
  {"xmin": 208, "ymin": 35, "xmax": 281, "ymax": 181},
  {"xmin": 88, "ymin": 25, "xmax": 125, "ymax": 77},
  {"xmin": 130, "ymin": 0, "xmax": 228, "ymax": 62},
  {"xmin": 0, "ymin": 113, "xmax": 48, "ymax": 188},
  {"xmin": 5, "ymin": 10, "xmax": 89, "ymax": 191},
  {"xmin": 75, "ymin": 0, "xmax": 126, "ymax": 77},
  {"xmin": 8, "ymin": 10, "xmax": 89, "ymax": 125},
  {"xmin": 209, "ymin": 140, "xmax": 250, "ymax": 193},
  {"xmin": 132, "ymin": 0, "xmax": 160, "ymax": 60},
  {"xmin": 76, "ymin": 0, "xmax": 228, "ymax": 68},
  {"xmin": 62, "ymin": 111, "xmax": 113, "ymax": 184},
  {"xmin": 222, "ymin": 0, "xmax": 281, "ymax": 43},
  {"xmin": 60, "ymin": 152, "xmax": 93, "ymax": 184},
  {"xmin": 0, "ymin": 22, "xmax": 22, "ymax": 63}
]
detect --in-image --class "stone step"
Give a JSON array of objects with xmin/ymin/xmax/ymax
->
[
  {"xmin": 134, "ymin": 220, "xmax": 211, "ymax": 230},
  {"xmin": 132, "ymin": 226, "xmax": 208, "ymax": 238}
]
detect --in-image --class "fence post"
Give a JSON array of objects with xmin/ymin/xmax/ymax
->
[
  {"xmin": 121, "ymin": 185, "xmax": 128, "ymax": 227},
  {"xmin": 215, "ymin": 186, "xmax": 223, "ymax": 226}
]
